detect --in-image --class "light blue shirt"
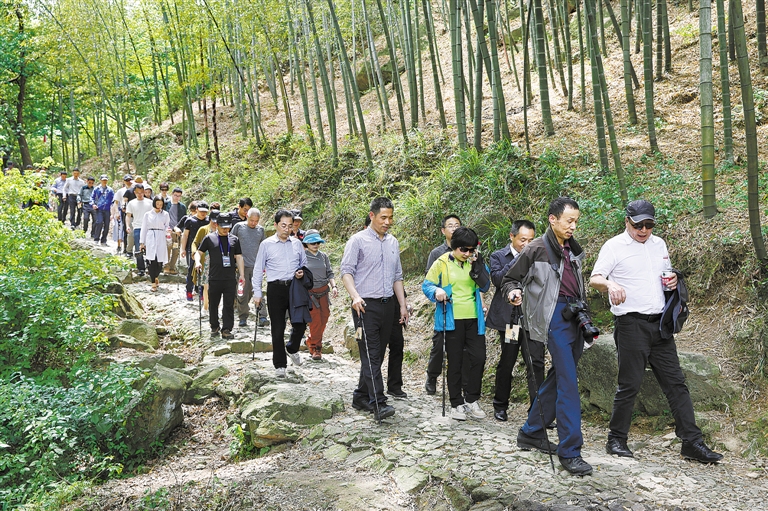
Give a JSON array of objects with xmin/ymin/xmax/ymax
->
[
  {"xmin": 251, "ymin": 234, "xmax": 307, "ymax": 299},
  {"xmin": 340, "ymin": 227, "xmax": 403, "ymax": 299}
]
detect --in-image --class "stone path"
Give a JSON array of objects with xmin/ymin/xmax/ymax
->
[{"xmin": 93, "ymin": 241, "xmax": 768, "ymax": 510}]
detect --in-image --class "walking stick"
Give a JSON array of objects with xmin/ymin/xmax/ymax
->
[
  {"xmin": 516, "ymin": 305, "xmax": 556, "ymax": 473},
  {"xmin": 252, "ymin": 304, "xmax": 262, "ymax": 361},
  {"xmin": 358, "ymin": 310, "xmax": 383, "ymax": 425},
  {"xmin": 197, "ymin": 267, "xmax": 202, "ymax": 339},
  {"xmin": 442, "ymin": 299, "xmax": 450, "ymax": 417}
]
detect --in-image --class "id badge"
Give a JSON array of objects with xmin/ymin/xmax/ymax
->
[
  {"xmin": 505, "ymin": 324, "xmax": 520, "ymax": 343},
  {"xmin": 222, "ymin": 255, "xmax": 231, "ymax": 267}
]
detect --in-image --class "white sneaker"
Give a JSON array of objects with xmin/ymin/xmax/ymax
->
[
  {"xmin": 465, "ymin": 400, "xmax": 486, "ymax": 419},
  {"xmin": 288, "ymin": 351, "xmax": 302, "ymax": 366},
  {"xmin": 275, "ymin": 367, "xmax": 286, "ymax": 378},
  {"xmin": 450, "ymin": 405, "xmax": 468, "ymax": 421}
]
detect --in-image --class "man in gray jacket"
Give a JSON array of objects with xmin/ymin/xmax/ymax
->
[{"xmin": 501, "ymin": 197, "xmax": 592, "ymax": 476}]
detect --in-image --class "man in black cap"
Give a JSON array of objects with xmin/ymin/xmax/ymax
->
[
  {"xmin": 590, "ymin": 199, "xmax": 723, "ymax": 464},
  {"xmin": 290, "ymin": 209, "xmax": 305, "ymax": 241},
  {"xmin": 181, "ymin": 201, "xmax": 210, "ymax": 301},
  {"xmin": 195, "ymin": 212, "xmax": 243, "ymax": 339}
]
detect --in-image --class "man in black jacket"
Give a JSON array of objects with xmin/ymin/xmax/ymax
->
[{"xmin": 487, "ymin": 220, "xmax": 541, "ymax": 422}]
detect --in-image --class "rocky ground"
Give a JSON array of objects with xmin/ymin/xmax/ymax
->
[{"xmin": 70, "ymin": 245, "xmax": 768, "ymax": 511}]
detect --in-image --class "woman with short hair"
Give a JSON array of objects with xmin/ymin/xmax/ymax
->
[{"xmin": 141, "ymin": 196, "xmax": 170, "ymax": 292}]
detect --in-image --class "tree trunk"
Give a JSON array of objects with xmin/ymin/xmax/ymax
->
[
  {"xmin": 533, "ymin": 0, "xmax": 555, "ymax": 135},
  {"xmin": 731, "ymin": 0, "xmax": 768, "ymax": 263},
  {"xmin": 620, "ymin": 0, "xmax": 638, "ymax": 124},
  {"xmin": 700, "ymin": 0, "xmax": 716, "ymax": 218},
  {"xmin": 716, "ymin": 0, "xmax": 733, "ymax": 162},
  {"xmin": 642, "ymin": 0, "xmax": 659, "ymax": 152}
]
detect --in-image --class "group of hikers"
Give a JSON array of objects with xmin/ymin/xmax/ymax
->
[{"xmin": 35, "ymin": 169, "xmax": 724, "ymax": 476}]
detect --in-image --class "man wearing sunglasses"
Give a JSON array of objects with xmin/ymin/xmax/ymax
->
[{"xmin": 590, "ymin": 200, "xmax": 722, "ymax": 464}]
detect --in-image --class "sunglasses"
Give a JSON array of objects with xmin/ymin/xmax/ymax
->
[
  {"xmin": 458, "ymin": 246, "xmax": 477, "ymax": 253},
  {"xmin": 307, "ymin": 242, "xmax": 320, "ymax": 246},
  {"xmin": 630, "ymin": 220, "xmax": 655, "ymax": 230}
]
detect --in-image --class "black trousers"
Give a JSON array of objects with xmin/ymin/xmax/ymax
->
[
  {"xmin": 67, "ymin": 194, "xmax": 79, "ymax": 226},
  {"xmin": 81, "ymin": 204, "xmax": 94, "ymax": 234},
  {"xmin": 209, "ymin": 278, "xmax": 236, "ymax": 333},
  {"xmin": 426, "ymin": 328, "xmax": 470, "ymax": 396},
  {"xmin": 493, "ymin": 329, "xmax": 546, "ymax": 411},
  {"xmin": 266, "ymin": 281, "xmax": 306, "ymax": 369},
  {"xmin": 92, "ymin": 209, "xmax": 110, "ymax": 243},
  {"xmin": 445, "ymin": 319, "xmax": 486, "ymax": 408},
  {"xmin": 56, "ymin": 194, "xmax": 66, "ymax": 222},
  {"xmin": 609, "ymin": 314, "xmax": 702, "ymax": 443},
  {"xmin": 147, "ymin": 258, "xmax": 163, "ymax": 284},
  {"xmin": 185, "ymin": 251, "xmax": 196, "ymax": 293},
  {"xmin": 384, "ymin": 303, "xmax": 404, "ymax": 393},
  {"xmin": 352, "ymin": 298, "xmax": 394, "ymax": 407}
]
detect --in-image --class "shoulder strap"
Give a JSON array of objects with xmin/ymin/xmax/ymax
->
[{"xmin": 542, "ymin": 237, "xmax": 561, "ymax": 279}]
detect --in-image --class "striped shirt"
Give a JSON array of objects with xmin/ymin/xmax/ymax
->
[
  {"xmin": 340, "ymin": 227, "xmax": 403, "ymax": 299},
  {"xmin": 251, "ymin": 234, "xmax": 307, "ymax": 299}
]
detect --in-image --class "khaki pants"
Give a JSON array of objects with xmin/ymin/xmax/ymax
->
[{"xmin": 164, "ymin": 231, "xmax": 181, "ymax": 272}]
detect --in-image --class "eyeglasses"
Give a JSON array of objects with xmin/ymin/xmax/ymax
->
[
  {"xmin": 630, "ymin": 220, "xmax": 655, "ymax": 230},
  {"xmin": 444, "ymin": 223, "xmax": 461, "ymax": 230},
  {"xmin": 458, "ymin": 246, "xmax": 476, "ymax": 253}
]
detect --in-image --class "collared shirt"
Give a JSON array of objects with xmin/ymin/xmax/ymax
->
[
  {"xmin": 340, "ymin": 226, "xmax": 403, "ymax": 299},
  {"xmin": 51, "ymin": 177, "xmax": 66, "ymax": 194},
  {"xmin": 591, "ymin": 230, "xmax": 672, "ymax": 316},
  {"xmin": 251, "ymin": 234, "xmax": 307, "ymax": 299},
  {"xmin": 63, "ymin": 177, "xmax": 85, "ymax": 195},
  {"xmin": 78, "ymin": 185, "xmax": 94, "ymax": 204},
  {"xmin": 559, "ymin": 240, "xmax": 580, "ymax": 298},
  {"xmin": 91, "ymin": 185, "xmax": 114, "ymax": 209}
]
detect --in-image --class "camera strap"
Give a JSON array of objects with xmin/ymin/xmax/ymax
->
[{"xmin": 542, "ymin": 236, "xmax": 561, "ymax": 279}]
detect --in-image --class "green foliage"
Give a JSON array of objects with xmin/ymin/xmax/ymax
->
[
  {"xmin": 0, "ymin": 364, "xmax": 141, "ymax": 508},
  {"xmin": 226, "ymin": 423, "xmax": 270, "ymax": 461},
  {"xmin": 0, "ymin": 171, "xmax": 118, "ymax": 372}
]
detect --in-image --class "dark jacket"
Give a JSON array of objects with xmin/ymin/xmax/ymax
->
[
  {"xmin": 501, "ymin": 228, "xmax": 586, "ymax": 343},
  {"xmin": 486, "ymin": 244, "xmax": 518, "ymax": 332},
  {"xmin": 289, "ymin": 266, "xmax": 314, "ymax": 324},
  {"xmin": 164, "ymin": 200, "xmax": 187, "ymax": 220},
  {"xmin": 660, "ymin": 269, "xmax": 689, "ymax": 339}
]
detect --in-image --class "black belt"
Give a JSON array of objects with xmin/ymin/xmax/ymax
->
[
  {"xmin": 625, "ymin": 312, "xmax": 662, "ymax": 322},
  {"xmin": 363, "ymin": 296, "xmax": 393, "ymax": 303},
  {"xmin": 269, "ymin": 279, "xmax": 292, "ymax": 286},
  {"xmin": 557, "ymin": 296, "xmax": 578, "ymax": 303}
]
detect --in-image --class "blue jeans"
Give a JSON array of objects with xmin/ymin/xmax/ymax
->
[
  {"xmin": 521, "ymin": 301, "xmax": 584, "ymax": 458},
  {"xmin": 132, "ymin": 228, "xmax": 145, "ymax": 273}
]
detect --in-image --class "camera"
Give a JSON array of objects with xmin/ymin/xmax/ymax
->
[{"xmin": 562, "ymin": 300, "xmax": 600, "ymax": 344}]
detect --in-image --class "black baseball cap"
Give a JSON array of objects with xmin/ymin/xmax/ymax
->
[
  {"xmin": 217, "ymin": 212, "xmax": 234, "ymax": 228},
  {"xmin": 626, "ymin": 200, "xmax": 656, "ymax": 223}
]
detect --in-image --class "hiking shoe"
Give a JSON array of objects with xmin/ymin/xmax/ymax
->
[
  {"xmin": 450, "ymin": 405, "xmax": 468, "ymax": 421},
  {"xmin": 221, "ymin": 330, "xmax": 234, "ymax": 340},
  {"xmin": 186, "ymin": 292, "xmax": 194, "ymax": 301},
  {"xmin": 288, "ymin": 351, "xmax": 302, "ymax": 366},
  {"xmin": 275, "ymin": 367, "xmax": 286, "ymax": 378},
  {"xmin": 259, "ymin": 318, "xmax": 270, "ymax": 327},
  {"xmin": 210, "ymin": 328, "xmax": 220, "ymax": 338},
  {"xmin": 559, "ymin": 455, "xmax": 593, "ymax": 476},
  {"xmin": 238, "ymin": 319, "xmax": 248, "ymax": 327},
  {"xmin": 606, "ymin": 437, "xmax": 634, "ymax": 458},
  {"xmin": 681, "ymin": 439, "xmax": 723, "ymax": 463},
  {"xmin": 517, "ymin": 428, "xmax": 558, "ymax": 454},
  {"xmin": 465, "ymin": 400, "xmax": 486, "ymax": 419},
  {"xmin": 388, "ymin": 389, "xmax": 408, "ymax": 398},
  {"xmin": 351, "ymin": 398, "xmax": 373, "ymax": 413},
  {"xmin": 311, "ymin": 352, "xmax": 322, "ymax": 361},
  {"xmin": 373, "ymin": 404, "xmax": 395, "ymax": 421},
  {"xmin": 424, "ymin": 377, "xmax": 437, "ymax": 395}
]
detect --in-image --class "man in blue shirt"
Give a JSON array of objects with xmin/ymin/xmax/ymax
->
[
  {"xmin": 91, "ymin": 175, "xmax": 114, "ymax": 245},
  {"xmin": 252, "ymin": 209, "xmax": 307, "ymax": 377}
]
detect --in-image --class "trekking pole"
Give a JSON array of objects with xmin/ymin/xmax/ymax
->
[
  {"xmin": 442, "ymin": 299, "xmax": 450, "ymax": 417},
  {"xmin": 358, "ymin": 310, "xmax": 382, "ymax": 425},
  {"xmin": 517, "ymin": 305, "xmax": 555, "ymax": 474},
  {"xmin": 197, "ymin": 267, "xmax": 202, "ymax": 340},
  {"xmin": 252, "ymin": 304, "xmax": 262, "ymax": 361}
]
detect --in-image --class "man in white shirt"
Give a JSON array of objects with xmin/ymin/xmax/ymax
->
[
  {"xmin": 590, "ymin": 200, "xmax": 722, "ymax": 464},
  {"xmin": 126, "ymin": 184, "xmax": 153, "ymax": 277},
  {"xmin": 63, "ymin": 168, "xmax": 85, "ymax": 229}
]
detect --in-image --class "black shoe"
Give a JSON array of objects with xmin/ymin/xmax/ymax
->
[
  {"xmin": 221, "ymin": 330, "xmax": 234, "ymax": 340},
  {"xmin": 424, "ymin": 377, "xmax": 437, "ymax": 395},
  {"xmin": 238, "ymin": 319, "xmax": 248, "ymax": 327},
  {"xmin": 138, "ymin": 271, "xmax": 145, "ymax": 277},
  {"xmin": 211, "ymin": 328, "xmax": 220, "ymax": 338},
  {"xmin": 494, "ymin": 409, "xmax": 508, "ymax": 422},
  {"xmin": 351, "ymin": 399, "xmax": 373, "ymax": 413},
  {"xmin": 681, "ymin": 439, "xmax": 723, "ymax": 463},
  {"xmin": 606, "ymin": 437, "xmax": 634, "ymax": 458},
  {"xmin": 388, "ymin": 389, "xmax": 408, "ymax": 398},
  {"xmin": 517, "ymin": 428, "xmax": 558, "ymax": 454},
  {"xmin": 558, "ymin": 456, "xmax": 593, "ymax": 476},
  {"xmin": 373, "ymin": 404, "xmax": 395, "ymax": 421}
]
